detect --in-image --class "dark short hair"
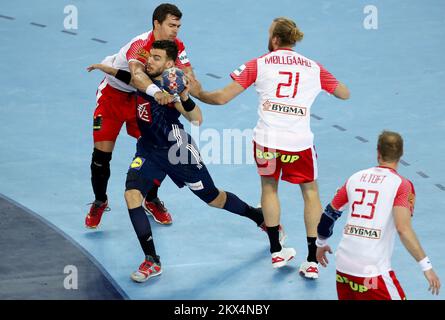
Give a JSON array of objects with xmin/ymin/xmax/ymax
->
[
  {"xmin": 152, "ymin": 3, "xmax": 182, "ymax": 28},
  {"xmin": 377, "ymin": 130, "xmax": 404, "ymax": 162},
  {"xmin": 152, "ymin": 40, "xmax": 178, "ymax": 61}
]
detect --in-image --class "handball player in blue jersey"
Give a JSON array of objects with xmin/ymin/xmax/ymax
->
[{"xmin": 87, "ymin": 40, "xmax": 279, "ymax": 282}]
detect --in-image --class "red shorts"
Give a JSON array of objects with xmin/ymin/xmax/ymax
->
[
  {"xmin": 253, "ymin": 141, "xmax": 318, "ymax": 184},
  {"xmin": 92, "ymin": 79, "xmax": 140, "ymax": 142},
  {"xmin": 336, "ymin": 270, "xmax": 406, "ymax": 300}
]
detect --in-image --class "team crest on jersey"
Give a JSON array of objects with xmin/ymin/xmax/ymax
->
[
  {"xmin": 130, "ymin": 157, "xmax": 145, "ymax": 170},
  {"xmin": 262, "ymin": 100, "xmax": 307, "ymax": 116},
  {"xmin": 137, "ymin": 102, "xmax": 152, "ymax": 123},
  {"xmin": 136, "ymin": 48, "xmax": 149, "ymax": 60},
  {"xmin": 178, "ymin": 51, "xmax": 189, "ymax": 64},
  {"xmin": 344, "ymin": 224, "xmax": 381, "ymax": 239}
]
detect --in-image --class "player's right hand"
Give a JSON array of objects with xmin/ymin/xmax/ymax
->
[
  {"xmin": 188, "ymin": 78, "xmax": 202, "ymax": 98},
  {"xmin": 87, "ymin": 64, "xmax": 102, "ymax": 72},
  {"xmin": 424, "ymin": 269, "xmax": 441, "ymax": 295},
  {"xmin": 155, "ymin": 91, "xmax": 174, "ymax": 105},
  {"xmin": 316, "ymin": 245, "xmax": 332, "ymax": 267}
]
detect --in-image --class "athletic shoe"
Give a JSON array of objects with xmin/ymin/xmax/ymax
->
[
  {"xmin": 130, "ymin": 255, "xmax": 162, "ymax": 283},
  {"xmin": 260, "ymin": 223, "xmax": 287, "ymax": 246},
  {"xmin": 271, "ymin": 247, "xmax": 296, "ymax": 268},
  {"xmin": 299, "ymin": 261, "xmax": 319, "ymax": 279},
  {"xmin": 85, "ymin": 200, "xmax": 109, "ymax": 229},
  {"xmin": 143, "ymin": 197, "xmax": 172, "ymax": 225}
]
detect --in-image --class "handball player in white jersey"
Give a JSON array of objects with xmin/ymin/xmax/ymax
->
[
  {"xmin": 316, "ymin": 131, "xmax": 440, "ymax": 299},
  {"xmin": 190, "ymin": 17, "xmax": 350, "ymax": 278}
]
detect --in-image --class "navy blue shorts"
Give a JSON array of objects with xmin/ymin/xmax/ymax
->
[{"xmin": 125, "ymin": 140, "xmax": 220, "ymax": 203}]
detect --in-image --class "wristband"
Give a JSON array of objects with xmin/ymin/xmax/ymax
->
[
  {"xmin": 315, "ymin": 238, "xmax": 328, "ymax": 248},
  {"xmin": 145, "ymin": 84, "xmax": 162, "ymax": 97},
  {"xmin": 172, "ymin": 93, "xmax": 181, "ymax": 103},
  {"xmin": 418, "ymin": 257, "xmax": 432, "ymax": 271},
  {"xmin": 182, "ymin": 97, "xmax": 196, "ymax": 112},
  {"xmin": 115, "ymin": 69, "xmax": 132, "ymax": 85}
]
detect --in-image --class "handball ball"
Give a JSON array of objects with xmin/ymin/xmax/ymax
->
[{"xmin": 162, "ymin": 67, "xmax": 186, "ymax": 94}]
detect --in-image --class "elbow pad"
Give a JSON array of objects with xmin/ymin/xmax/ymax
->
[{"xmin": 317, "ymin": 204, "xmax": 343, "ymax": 239}]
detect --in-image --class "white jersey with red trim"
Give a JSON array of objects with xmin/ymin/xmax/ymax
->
[
  {"xmin": 230, "ymin": 48, "xmax": 339, "ymax": 151},
  {"xmin": 330, "ymin": 166, "xmax": 416, "ymax": 277},
  {"xmin": 103, "ymin": 31, "xmax": 190, "ymax": 93}
]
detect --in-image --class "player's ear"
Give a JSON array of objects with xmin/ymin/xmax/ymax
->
[
  {"xmin": 153, "ymin": 19, "xmax": 161, "ymax": 30},
  {"xmin": 166, "ymin": 60, "xmax": 174, "ymax": 69}
]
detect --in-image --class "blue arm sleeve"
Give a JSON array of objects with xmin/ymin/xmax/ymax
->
[{"xmin": 317, "ymin": 204, "xmax": 343, "ymax": 239}]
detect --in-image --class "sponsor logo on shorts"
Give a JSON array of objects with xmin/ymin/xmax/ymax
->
[
  {"xmin": 130, "ymin": 157, "xmax": 145, "ymax": 170},
  {"xmin": 255, "ymin": 149, "xmax": 300, "ymax": 163},
  {"xmin": 344, "ymin": 224, "xmax": 381, "ymax": 239},
  {"xmin": 262, "ymin": 100, "xmax": 307, "ymax": 116},
  {"xmin": 93, "ymin": 114, "xmax": 102, "ymax": 131},
  {"xmin": 336, "ymin": 274, "xmax": 370, "ymax": 293},
  {"xmin": 185, "ymin": 180, "xmax": 204, "ymax": 191}
]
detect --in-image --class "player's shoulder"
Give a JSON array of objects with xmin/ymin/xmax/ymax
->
[
  {"xmin": 174, "ymin": 37, "xmax": 186, "ymax": 50},
  {"xmin": 395, "ymin": 173, "xmax": 415, "ymax": 192},
  {"xmin": 129, "ymin": 31, "xmax": 151, "ymax": 45}
]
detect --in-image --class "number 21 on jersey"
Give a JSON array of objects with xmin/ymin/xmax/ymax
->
[{"xmin": 276, "ymin": 71, "xmax": 300, "ymax": 98}]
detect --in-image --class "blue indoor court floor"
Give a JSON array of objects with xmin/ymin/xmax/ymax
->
[{"xmin": 0, "ymin": 0, "xmax": 444, "ymax": 300}]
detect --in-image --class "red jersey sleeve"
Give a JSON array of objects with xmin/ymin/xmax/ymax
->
[
  {"xmin": 175, "ymin": 39, "xmax": 191, "ymax": 69},
  {"xmin": 317, "ymin": 63, "xmax": 339, "ymax": 94},
  {"xmin": 230, "ymin": 59, "xmax": 257, "ymax": 89},
  {"xmin": 126, "ymin": 39, "xmax": 150, "ymax": 65},
  {"xmin": 394, "ymin": 178, "xmax": 416, "ymax": 215},
  {"xmin": 331, "ymin": 183, "xmax": 349, "ymax": 211}
]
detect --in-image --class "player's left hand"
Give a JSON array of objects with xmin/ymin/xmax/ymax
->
[
  {"xmin": 316, "ymin": 245, "xmax": 332, "ymax": 267},
  {"xmin": 179, "ymin": 82, "xmax": 190, "ymax": 101}
]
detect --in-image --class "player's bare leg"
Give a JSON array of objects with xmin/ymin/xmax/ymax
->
[
  {"xmin": 94, "ymin": 140, "xmax": 115, "ymax": 153},
  {"xmin": 261, "ymin": 177, "xmax": 295, "ymax": 268},
  {"xmin": 207, "ymin": 189, "xmax": 227, "ymax": 208},
  {"xmin": 261, "ymin": 177, "xmax": 280, "ymax": 227},
  {"xmin": 300, "ymin": 180, "xmax": 322, "ymax": 238},
  {"xmin": 299, "ymin": 180, "xmax": 322, "ymax": 278}
]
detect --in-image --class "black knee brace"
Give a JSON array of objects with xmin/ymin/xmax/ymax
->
[{"xmin": 91, "ymin": 148, "xmax": 112, "ymax": 202}]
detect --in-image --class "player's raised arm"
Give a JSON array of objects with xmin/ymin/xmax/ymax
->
[
  {"xmin": 87, "ymin": 64, "xmax": 134, "ymax": 87},
  {"xmin": 128, "ymin": 61, "xmax": 172, "ymax": 105},
  {"xmin": 317, "ymin": 63, "xmax": 350, "ymax": 100},
  {"xmin": 333, "ymin": 82, "xmax": 350, "ymax": 100},
  {"xmin": 189, "ymin": 79, "xmax": 245, "ymax": 105}
]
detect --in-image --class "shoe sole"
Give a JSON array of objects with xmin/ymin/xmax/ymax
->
[
  {"xmin": 142, "ymin": 201, "xmax": 172, "ymax": 225},
  {"xmin": 130, "ymin": 269, "xmax": 163, "ymax": 283},
  {"xmin": 299, "ymin": 271, "xmax": 319, "ymax": 279}
]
